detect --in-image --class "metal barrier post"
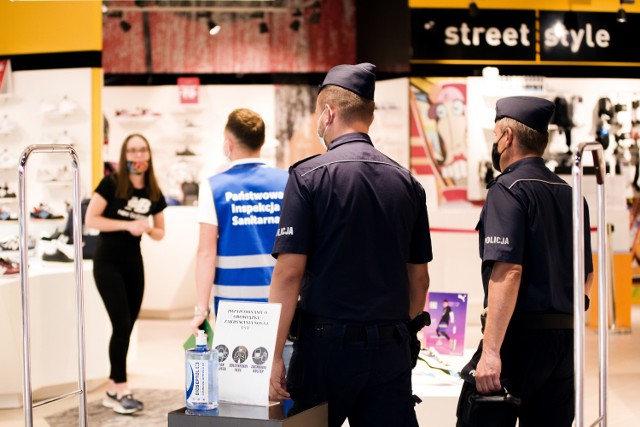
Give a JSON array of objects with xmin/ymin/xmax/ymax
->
[
  {"xmin": 572, "ymin": 142, "xmax": 608, "ymax": 427},
  {"xmin": 18, "ymin": 144, "xmax": 87, "ymax": 427}
]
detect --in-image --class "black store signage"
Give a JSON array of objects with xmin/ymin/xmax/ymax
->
[
  {"xmin": 539, "ymin": 11, "xmax": 640, "ymax": 63},
  {"xmin": 411, "ymin": 9, "xmax": 537, "ymax": 61},
  {"xmin": 411, "ymin": 8, "xmax": 640, "ymax": 64}
]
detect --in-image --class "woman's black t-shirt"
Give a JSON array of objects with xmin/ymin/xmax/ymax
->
[{"xmin": 94, "ymin": 174, "xmax": 167, "ymax": 249}]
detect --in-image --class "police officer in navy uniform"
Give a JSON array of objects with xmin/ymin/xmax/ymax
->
[
  {"xmin": 268, "ymin": 63, "xmax": 432, "ymax": 427},
  {"xmin": 456, "ymin": 96, "xmax": 594, "ymax": 427}
]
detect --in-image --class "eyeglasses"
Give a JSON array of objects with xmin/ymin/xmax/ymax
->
[{"xmin": 126, "ymin": 147, "xmax": 149, "ymax": 154}]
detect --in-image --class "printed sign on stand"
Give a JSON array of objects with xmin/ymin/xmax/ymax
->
[
  {"xmin": 424, "ymin": 292, "xmax": 468, "ymax": 356},
  {"xmin": 212, "ymin": 301, "xmax": 281, "ymax": 406}
]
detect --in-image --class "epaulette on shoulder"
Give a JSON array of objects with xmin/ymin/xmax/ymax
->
[{"xmin": 288, "ymin": 154, "xmax": 321, "ymax": 173}]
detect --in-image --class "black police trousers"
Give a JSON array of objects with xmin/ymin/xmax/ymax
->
[
  {"xmin": 456, "ymin": 329, "xmax": 574, "ymax": 427},
  {"xmin": 286, "ymin": 321, "xmax": 419, "ymax": 427}
]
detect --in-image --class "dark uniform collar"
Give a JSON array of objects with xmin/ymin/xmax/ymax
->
[
  {"xmin": 487, "ymin": 156, "xmax": 545, "ymax": 188},
  {"xmin": 328, "ymin": 132, "xmax": 373, "ymax": 151}
]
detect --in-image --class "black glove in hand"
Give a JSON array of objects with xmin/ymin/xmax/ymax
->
[
  {"xmin": 410, "ymin": 334, "xmax": 421, "ymax": 368},
  {"xmin": 407, "ymin": 312, "xmax": 431, "ymax": 368}
]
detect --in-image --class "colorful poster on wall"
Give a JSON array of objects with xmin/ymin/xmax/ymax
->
[
  {"xmin": 0, "ymin": 60, "xmax": 12, "ymax": 97},
  {"xmin": 424, "ymin": 292, "xmax": 468, "ymax": 356},
  {"xmin": 410, "ymin": 77, "xmax": 469, "ymax": 205}
]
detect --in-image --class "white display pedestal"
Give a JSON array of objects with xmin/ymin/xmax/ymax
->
[
  {"xmin": 0, "ymin": 260, "xmax": 110, "ymax": 409},
  {"xmin": 140, "ymin": 206, "xmax": 199, "ymax": 319}
]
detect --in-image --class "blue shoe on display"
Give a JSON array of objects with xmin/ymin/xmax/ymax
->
[{"xmin": 102, "ymin": 391, "xmax": 144, "ymax": 415}]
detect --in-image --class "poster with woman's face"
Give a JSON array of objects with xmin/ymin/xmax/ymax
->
[{"xmin": 410, "ymin": 78, "xmax": 469, "ymax": 205}]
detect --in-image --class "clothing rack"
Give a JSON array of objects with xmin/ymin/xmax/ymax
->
[
  {"xmin": 572, "ymin": 141, "xmax": 609, "ymax": 427},
  {"xmin": 18, "ymin": 144, "xmax": 87, "ymax": 427}
]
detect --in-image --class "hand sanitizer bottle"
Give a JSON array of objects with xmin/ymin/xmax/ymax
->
[{"xmin": 185, "ymin": 330, "xmax": 219, "ymax": 410}]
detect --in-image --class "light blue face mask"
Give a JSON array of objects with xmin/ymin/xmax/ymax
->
[{"xmin": 316, "ymin": 108, "xmax": 330, "ymax": 150}]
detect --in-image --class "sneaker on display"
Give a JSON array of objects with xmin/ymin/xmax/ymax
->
[
  {"xmin": 0, "ymin": 257, "xmax": 19, "ymax": 275},
  {"xmin": 30, "ymin": 204, "xmax": 64, "ymax": 220},
  {"xmin": 55, "ymin": 238, "xmax": 75, "ymax": 260},
  {"xmin": 42, "ymin": 248, "xmax": 73, "ymax": 263},
  {"xmin": 0, "ymin": 207, "xmax": 17, "ymax": 221},
  {"xmin": 0, "ymin": 235, "xmax": 35, "ymax": 252},
  {"xmin": 0, "ymin": 183, "xmax": 16, "ymax": 199},
  {"xmin": 40, "ymin": 228, "xmax": 64, "ymax": 241},
  {"xmin": 102, "ymin": 391, "xmax": 144, "ymax": 415}
]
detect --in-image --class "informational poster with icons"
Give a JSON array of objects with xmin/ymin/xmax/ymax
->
[{"xmin": 212, "ymin": 301, "xmax": 281, "ymax": 406}]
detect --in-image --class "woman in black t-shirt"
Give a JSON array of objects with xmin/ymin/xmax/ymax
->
[{"xmin": 85, "ymin": 133, "xmax": 167, "ymax": 415}]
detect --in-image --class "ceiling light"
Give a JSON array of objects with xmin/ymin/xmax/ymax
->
[
  {"xmin": 119, "ymin": 20, "xmax": 132, "ymax": 32},
  {"xmin": 469, "ymin": 1, "xmax": 479, "ymax": 17},
  {"xmin": 309, "ymin": 9, "xmax": 320, "ymax": 24},
  {"xmin": 208, "ymin": 19, "xmax": 221, "ymax": 36},
  {"xmin": 563, "ymin": 11, "xmax": 578, "ymax": 32},
  {"xmin": 259, "ymin": 20, "xmax": 269, "ymax": 34},
  {"xmin": 617, "ymin": 3, "xmax": 627, "ymax": 23}
]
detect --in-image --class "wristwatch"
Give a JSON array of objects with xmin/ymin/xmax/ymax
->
[{"xmin": 194, "ymin": 306, "xmax": 211, "ymax": 318}]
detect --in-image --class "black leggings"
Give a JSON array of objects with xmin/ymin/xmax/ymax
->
[{"xmin": 93, "ymin": 247, "xmax": 145, "ymax": 384}]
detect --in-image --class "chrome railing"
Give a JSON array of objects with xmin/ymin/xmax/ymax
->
[
  {"xmin": 18, "ymin": 144, "xmax": 87, "ymax": 427},
  {"xmin": 572, "ymin": 142, "xmax": 608, "ymax": 427}
]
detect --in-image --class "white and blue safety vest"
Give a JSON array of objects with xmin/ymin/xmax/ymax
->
[{"xmin": 209, "ymin": 162, "xmax": 288, "ymax": 314}]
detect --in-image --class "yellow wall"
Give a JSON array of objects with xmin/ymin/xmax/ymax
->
[
  {"xmin": 589, "ymin": 253, "xmax": 633, "ymax": 330},
  {"xmin": 409, "ymin": 1, "xmax": 640, "ymax": 13},
  {"xmin": 0, "ymin": 0, "xmax": 102, "ymax": 55},
  {"xmin": 0, "ymin": 0, "xmax": 103, "ymax": 187}
]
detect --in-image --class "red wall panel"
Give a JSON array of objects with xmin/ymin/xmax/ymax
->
[{"xmin": 103, "ymin": 0, "xmax": 356, "ymax": 74}]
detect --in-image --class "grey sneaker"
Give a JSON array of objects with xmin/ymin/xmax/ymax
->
[{"xmin": 102, "ymin": 391, "xmax": 144, "ymax": 415}]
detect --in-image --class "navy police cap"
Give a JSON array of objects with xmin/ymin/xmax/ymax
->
[
  {"xmin": 319, "ymin": 63, "xmax": 376, "ymax": 100},
  {"xmin": 495, "ymin": 96, "xmax": 555, "ymax": 133}
]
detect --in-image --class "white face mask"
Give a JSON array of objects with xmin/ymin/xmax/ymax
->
[{"xmin": 316, "ymin": 108, "xmax": 330, "ymax": 151}]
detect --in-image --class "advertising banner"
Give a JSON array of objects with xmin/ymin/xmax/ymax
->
[
  {"xmin": 424, "ymin": 292, "xmax": 468, "ymax": 356},
  {"xmin": 539, "ymin": 11, "xmax": 640, "ymax": 63},
  {"xmin": 411, "ymin": 9, "xmax": 537, "ymax": 61}
]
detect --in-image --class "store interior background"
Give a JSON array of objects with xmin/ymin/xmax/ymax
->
[{"xmin": 1, "ymin": 0, "xmax": 640, "ymax": 425}]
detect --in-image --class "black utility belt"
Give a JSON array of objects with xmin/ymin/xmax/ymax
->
[
  {"xmin": 510, "ymin": 313, "xmax": 574, "ymax": 330},
  {"xmin": 299, "ymin": 312, "xmax": 400, "ymax": 342},
  {"xmin": 309, "ymin": 323, "xmax": 398, "ymax": 342}
]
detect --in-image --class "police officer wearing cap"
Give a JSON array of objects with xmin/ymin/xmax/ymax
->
[
  {"xmin": 456, "ymin": 96, "xmax": 594, "ymax": 427},
  {"xmin": 268, "ymin": 63, "xmax": 432, "ymax": 427}
]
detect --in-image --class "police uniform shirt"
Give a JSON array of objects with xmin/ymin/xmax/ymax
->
[
  {"xmin": 478, "ymin": 157, "xmax": 593, "ymax": 314},
  {"xmin": 272, "ymin": 132, "xmax": 433, "ymax": 322}
]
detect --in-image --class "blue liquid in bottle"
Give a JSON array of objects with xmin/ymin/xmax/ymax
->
[{"xmin": 185, "ymin": 330, "xmax": 219, "ymax": 410}]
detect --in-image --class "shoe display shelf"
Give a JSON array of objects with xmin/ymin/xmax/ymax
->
[{"xmin": 0, "ymin": 259, "xmax": 110, "ymax": 408}]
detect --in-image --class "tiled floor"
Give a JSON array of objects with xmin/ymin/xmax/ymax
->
[{"xmin": 1, "ymin": 307, "xmax": 639, "ymax": 426}]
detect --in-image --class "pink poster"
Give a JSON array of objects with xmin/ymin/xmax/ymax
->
[{"xmin": 424, "ymin": 292, "xmax": 468, "ymax": 356}]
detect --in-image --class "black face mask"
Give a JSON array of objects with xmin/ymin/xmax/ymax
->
[{"xmin": 491, "ymin": 133, "xmax": 506, "ymax": 172}]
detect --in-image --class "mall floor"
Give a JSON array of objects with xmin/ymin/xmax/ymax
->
[{"xmin": 0, "ymin": 306, "xmax": 639, "ymax": 426}]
